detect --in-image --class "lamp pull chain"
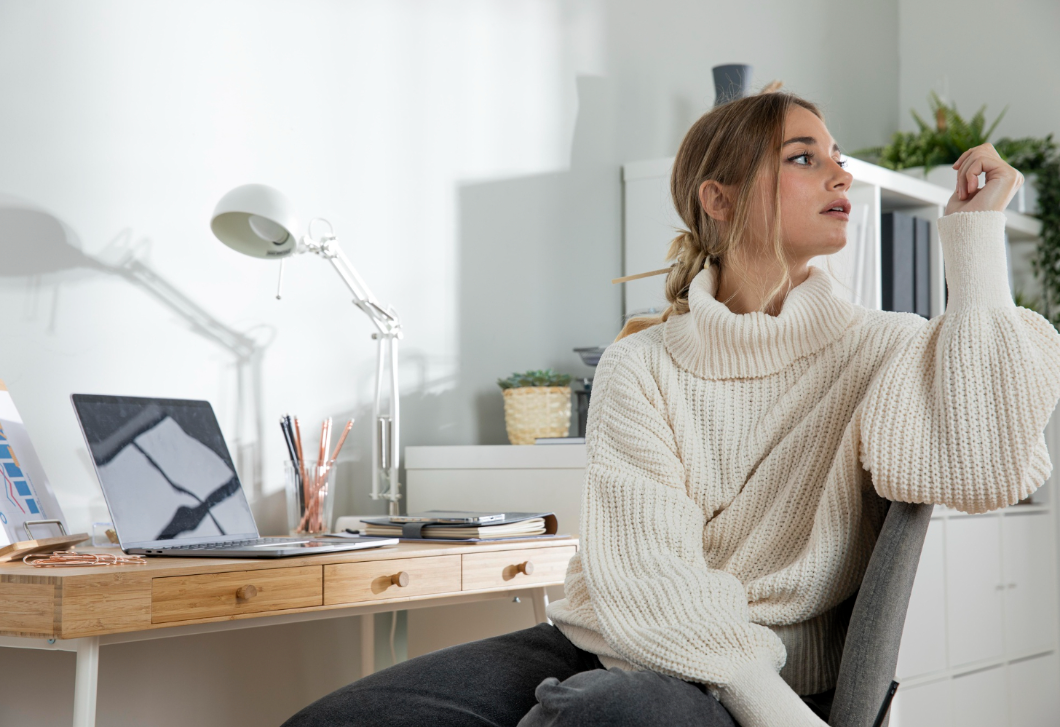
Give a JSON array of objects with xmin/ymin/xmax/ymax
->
[{"xmin": 275, "ymin": 259, "xmax": 286, "ymax": 300}]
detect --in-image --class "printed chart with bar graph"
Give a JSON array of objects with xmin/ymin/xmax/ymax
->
[
  {"xmin": 0, "ymin": 424, "xmax": 48, "ymax": 521},
  {"xmin": 0, "ymin": 381, "xmax": 66, "ymax": 545}
]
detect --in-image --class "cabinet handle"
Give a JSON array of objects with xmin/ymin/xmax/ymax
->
[
  {"xmin": 1007, "ymin": 583, "xmax": 1017, "ymax": 589},
  {"xmin": 994, "ymin": 584, "xmax": 1005, "ymax": 591},
  {"xmin": 390, "ymin": 572, "xmax": 410, "ymax": 588},
  {"xmin": 236, "ymin": 585, "xmax": 258, "ymax": 601},
  {"xmin": 516, "ymin": 561, "xmax": 535, "ymax": 576}
]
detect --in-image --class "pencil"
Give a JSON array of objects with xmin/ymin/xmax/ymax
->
[
  {"xmin": 280, "ymin": 416, "xmax": 305, "ymax": 514},
  {"xmin": 293, "ymin": 417, "xmax": 305, "ymax": 468},
  {"xmin": 329, "ymin": 419, "xmax": 354, "ymax": 461}
]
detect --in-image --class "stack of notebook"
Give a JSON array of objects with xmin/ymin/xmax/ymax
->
[{"xmin": 360, "ymin": 512, "xmax": 558, "ymax": 542}]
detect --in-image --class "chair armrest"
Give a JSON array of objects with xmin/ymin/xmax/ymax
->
[{"xmin": 829, "ymin": 501, "xmax": 933, "ymax": 727}]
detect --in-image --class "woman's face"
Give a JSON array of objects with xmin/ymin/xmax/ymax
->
[{"xmin": 748, "ymin": 105, "xmax": 854, "ymax": 263}]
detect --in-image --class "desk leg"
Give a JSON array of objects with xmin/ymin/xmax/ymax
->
[
  {"xmin": 72, "ymin": 636, "xmax": 100, "ymax": 727},
  {"xmin": 531, "ymin": 587, "xmax": 550, "ymax": 625},
  {"xmin": 361, "ymin": 614, "xmax": 375, "ymax": 677}
]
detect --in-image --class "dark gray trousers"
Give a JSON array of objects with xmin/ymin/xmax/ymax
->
[{"xmin": 281, "ymin": 623, "xmax": 832, "ymax": 726}]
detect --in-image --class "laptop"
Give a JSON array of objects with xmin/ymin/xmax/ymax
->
[{"xmin": 70, "ymin": 394, "xmax": 398, "ymax": 558}]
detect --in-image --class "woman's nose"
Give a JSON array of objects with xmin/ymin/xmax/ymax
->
[{"xmin": 832, "ymin": 163, "xmax": 853, "ymax": 190}]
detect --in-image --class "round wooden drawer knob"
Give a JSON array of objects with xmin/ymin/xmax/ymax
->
[
  {"xmin": 517, "ymin": 561, "xmax": 535, "ymax": 576},
  {"xmin": 236, "ymin": 585, "xmax": 258, "ymax": 600},
  {"xmin": 390, "ymin": 572, "xmax": 410, "ymax": 588}
]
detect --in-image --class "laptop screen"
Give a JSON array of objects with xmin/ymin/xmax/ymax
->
[{"xmin": 72, "ymin": 394, "xmax": 259, "ymax": 547}]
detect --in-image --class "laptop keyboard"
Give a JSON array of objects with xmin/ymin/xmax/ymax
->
[{"xmin": 165, "ymin": 537, "xmax": 298, "ymax": 551}]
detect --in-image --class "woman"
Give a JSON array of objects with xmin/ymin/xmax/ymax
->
[{"xmin": 283, "ymin": 92, "xmax": 1060, "ymax": 727}]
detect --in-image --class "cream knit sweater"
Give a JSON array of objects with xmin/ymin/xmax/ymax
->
[{"xmin": 547, "ymin": 211, "xmax": 1060, "ymax": 727}]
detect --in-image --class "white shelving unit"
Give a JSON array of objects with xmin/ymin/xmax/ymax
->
[{"xmin": 622, "ymin": 156, "xmax": 1059, "ymax": 727}]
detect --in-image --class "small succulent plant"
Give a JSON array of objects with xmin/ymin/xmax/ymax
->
[{"xmin": 497, "ymin": 369, "xmax": 572, "ymax": 390}]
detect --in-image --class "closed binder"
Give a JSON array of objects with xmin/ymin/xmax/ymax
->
[{"xmin": 882, "ymin": 212, "xmax": 931, "ymax": 318}]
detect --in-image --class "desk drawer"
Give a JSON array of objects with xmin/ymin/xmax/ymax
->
[
  {"xmin": 325, "ymin": 555, "xmax": 461, "ymax": 605},
  {"xmin": 151, "ymin": 565, "xmax": 322, "ymax": 624},
  {"xmin": 461, "ymin": 546, "xmax": 575, "ymax": 591}
]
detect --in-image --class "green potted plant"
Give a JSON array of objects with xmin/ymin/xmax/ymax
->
[
  {"xmin": 498, "ymin": 369, "xmax": 572, "ymax": 445},
  {"xmin": 855, "ymin": 94, "xmax": 1060, "ymax": 326}
]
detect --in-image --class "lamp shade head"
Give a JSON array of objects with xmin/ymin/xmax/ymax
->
[{"xmin": 211, "ymin": 184, "xmax": 300, "ymax": 259}]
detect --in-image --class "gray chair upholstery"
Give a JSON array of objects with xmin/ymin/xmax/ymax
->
[{"xmin": 828, "ymin": 501, "xmax": 934, "ymax": 727}]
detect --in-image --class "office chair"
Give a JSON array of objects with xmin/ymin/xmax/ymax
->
[{"xmin": 828, "ymin": 500, "xmax": 934, "ymax": 727}]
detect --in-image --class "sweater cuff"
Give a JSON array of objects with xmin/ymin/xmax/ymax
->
[
  {"xmin": 938, "ymin": 211, "xmax": 1013, "ymax": 313},
  {"xmin": 716, "ymin": 657, "xmax": 829, "ymax": 727}
]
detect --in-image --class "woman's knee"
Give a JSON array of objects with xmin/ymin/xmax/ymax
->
[{"xmin": 518, "ymin": 668, "xmax": 736, "ymax": 727}]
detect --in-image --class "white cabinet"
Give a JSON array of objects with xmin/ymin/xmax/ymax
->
[
  {"xmin": 891, "ymin": 678, "xmax": 951, "ymax": 727},
  {"xmin": 1009, "ymin": 653, "xmax": 1060, "ymax": 727},
  {"xmin": 1003, "ymin": 513, "xmax": 1058, "ymax": 658},
  {"xmin": 952, "ymin": 666, "xmax": 1009, "ymax": 727},
  {"xmin": 896, "ymin": 519, "xmax": 947, "ymax": 679},
  {"xmin": 893, "ymin": 509, "xmax": 1060, "ymax": 724},
  {"xmin": 946, "ymin": 516, "xmax": 1006, "ymax": 668}
]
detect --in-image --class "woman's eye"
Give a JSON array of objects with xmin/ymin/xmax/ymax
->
[
  {"xmin": 790, "ymin": 153, "xmax": 812, "ymax": 165},
  {"xmin": 835, "ymin": 157, "xmax": 848, "ymax": 168}
]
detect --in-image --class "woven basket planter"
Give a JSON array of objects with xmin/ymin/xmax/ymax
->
[{"xmin": 503, "ymin": 386, "xmax": 571, "ymax": 445}]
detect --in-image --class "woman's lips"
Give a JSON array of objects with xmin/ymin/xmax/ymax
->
[{"xmin": 821, "ymin": 209, "xmax": 849, "ymax": 221}]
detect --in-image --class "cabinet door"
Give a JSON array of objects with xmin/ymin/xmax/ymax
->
[
  {"xmin": 952, "ymin": 666, "xmax": 1009, "ymax": 727},
  {"xmin": 947, "ymin": 516, "xmax": 1004, "ymax": 668},
  {"xmin": 1002, "ymin": 513, "xmax": 1058, "ymax": 658},
  {"xmin": 890, "ymin": 678, "xmax": 950, "ymax": 727},
  {"xmin": 897, "ymin": 519, "xmax": 947, "ymax": 679},
  {"xmin": 1008, "ymin": 652, "xmax": 1060, "ymax": 727}
]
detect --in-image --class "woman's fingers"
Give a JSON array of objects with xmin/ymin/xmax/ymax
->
[
  {"xmin": 956, "ymin": 154, "xmax": 984, "ymax": 199},
  {"xmin": 956, "ymin": 144, "xmax": 1001, "ymax": 198},
  {"xmin": 952, "ymin": 148, "xmax": 973, "ymax": 170},
  {"xmin": 946, "ymin": 143, "xmax": 1022, "ymax": 213}
]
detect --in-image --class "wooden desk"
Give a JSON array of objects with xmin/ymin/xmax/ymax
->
[{"xmin": 0, "ymin": 537, "xmax": 577, "ymax": 727}]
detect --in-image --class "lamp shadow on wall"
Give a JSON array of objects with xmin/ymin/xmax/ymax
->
[{"xmin": 0, "ymin": 197, "xmax": 272, "ymax": 508}]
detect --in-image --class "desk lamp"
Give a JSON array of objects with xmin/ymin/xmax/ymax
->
[{"xmin": 210, "ymin": 184, "xmax": 403, "ymax": 516}]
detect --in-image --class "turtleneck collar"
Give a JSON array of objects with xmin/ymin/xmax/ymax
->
[{"xmin": 662, "ymin": 264, "xmax": 862, "ymax": 380}]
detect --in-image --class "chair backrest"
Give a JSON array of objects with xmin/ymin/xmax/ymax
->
[{"xmin": 828, "ymin": 501, "xmax": 934, "ymax": 727}]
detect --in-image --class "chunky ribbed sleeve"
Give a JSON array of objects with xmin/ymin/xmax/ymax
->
[
  {"xmin": 858, "ymin": 211, "xmax": 1060, "ymax": 513},
  {"xmin": 580, "ymin": 344, "xmax": 829, "ymax": 727}
]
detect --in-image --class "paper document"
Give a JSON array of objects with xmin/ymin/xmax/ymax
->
[{"xmin": 0, "ymin": 381, "xmax": 67, "ymax": 546}]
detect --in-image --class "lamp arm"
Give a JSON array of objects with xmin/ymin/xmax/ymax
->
[
  {"xmin": 300, "ymin": 232, "xmax": 403, "ymax": 515},
  {"xmin": 309, "ymin": 236, "xmax": 401, "ymax": 337}
]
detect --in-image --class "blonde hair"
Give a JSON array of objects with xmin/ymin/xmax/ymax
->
[{"xmin": 618, "ymin": 92, "xmax": 823, "ymax": 340}]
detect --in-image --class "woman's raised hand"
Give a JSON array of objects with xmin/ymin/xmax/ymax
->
[{"xmin": 945, "ymin": 143, "xmax": 1024, "ymax": 216}]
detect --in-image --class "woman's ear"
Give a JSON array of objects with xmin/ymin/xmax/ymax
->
[{"xmin": 698, "ymin": 180, "xmax": 734, "ymax": 222}]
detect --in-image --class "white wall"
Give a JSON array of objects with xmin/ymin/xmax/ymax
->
[
  {"xmin": 898, "ymin": 0, "xmax": 1060, "ymax": 141},
  {"xmin": 0, "ymin": 1, "xmax": 904, "ymax": 725}
]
